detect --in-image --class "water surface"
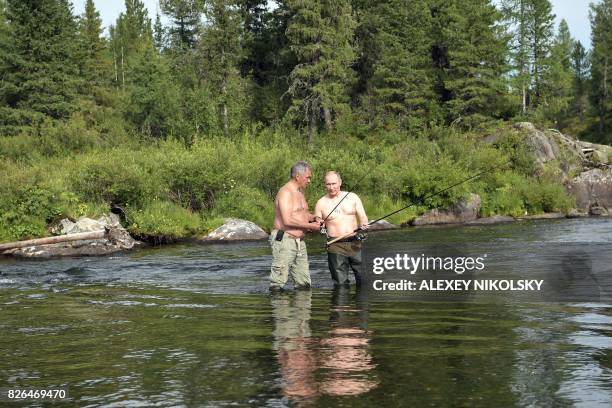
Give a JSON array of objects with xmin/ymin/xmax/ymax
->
[{"xmin": 1, "ymin": 218, "xmax": 611, "ymax": 407}]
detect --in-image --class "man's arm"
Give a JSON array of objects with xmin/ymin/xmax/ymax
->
[
  {"xmin": 278, "ymin": 189, "xmax": 320, "ymax": 231},
  {"xmin": 354, "ymin": 194, "xmax": 369, "ymax": 230},
  {"xmin": 314, "ymin": 199, "xmax": 324, "ymax": 222}
]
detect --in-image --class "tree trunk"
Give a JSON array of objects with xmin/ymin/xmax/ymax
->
[
  {"xmin": 601, "ymin": 56, "xmax": 608, "ymax": 135},
  {"xmin": 0, "ymin": 230, "xmax": 107, "ymax": 252},
  {"xmin": 121, "ymin": 46, "xmax": 125, "ymax": 88},
  {"xmin": 323, "ymin": 107, "xmax": 332, "ymax": 130},
  {"xmin": 308, "ymin": 112, "xmax": 317, "ymax": 145}
]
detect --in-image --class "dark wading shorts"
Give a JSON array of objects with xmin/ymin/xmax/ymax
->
[
  {"xmin": 269, "ymin": 230, "xmax": 311, "ymax": 289},
  {"xmin": 327, "ymin": 239, "xmax": 362, "ymax": 286}
]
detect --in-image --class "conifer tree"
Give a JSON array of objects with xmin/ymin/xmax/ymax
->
[
  {"xmin": 154, "ymin": 12, "xmax": 166, "ymax": 51},
  {"xmin": 0, "ymin": 0, "xmax": 81, "ymax": 134},
  {"xmin": 432, "ymin": 0, "xmax": 508, "ymax": 127},
  {"xmin": 501, "ymin": 0, "xmax": 555, "ymax": 113},
  {"xmin": 529, "ymin": 0, "xmax": 555, "ymax": 105},
  {"xmin": 543, "ymin": 19, "xmax": 573, "ymax": 126},
  {"xmin": 197, "ymin": 0, "xmax": 247, "ymax": 136},
  {"xmin": 589, "ymin": 0, "xmax": 612, "ymax": 140},
  {"xmin": 363, "ymin": 0, "xmax": 433, "ymax": 128},
  {"xmin": 160, "ymin": 0, "xmax": 203, "ymax": 49},
  {"xmin": 79, "ymin": 0, "xmax": 110, "ymax": 88},
  {"xmin": 570, "ymin": 40, "xmax": 589, "ymax": 122},
  {"xmin": 285, "ymin": 0, "xmax": 357, "ymax": 142},
  {"xmin": 109, "ymin": 0, "xmax": 153, "ymax": 88}
]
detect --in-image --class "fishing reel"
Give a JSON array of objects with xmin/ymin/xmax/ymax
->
[
  {"xmin": 356, "ymin": 231, "xmax": 368, "ymax": 242},
  {"xmin": 319, "ymin": 223, "xmax": 327, "ymax": 236}
]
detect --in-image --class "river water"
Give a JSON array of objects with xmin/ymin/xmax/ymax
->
[{"xmin": 1, "ymin": 218, "xmax": 611, "ymax": 407}]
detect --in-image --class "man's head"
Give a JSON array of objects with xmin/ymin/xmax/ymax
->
[
  {"xmin": 324, "ymin": 171, "xmax": 342, "ymax": 198},
  {"xmin": 291, "ymin": 161, "xmax": 312, "ymax": 189}
]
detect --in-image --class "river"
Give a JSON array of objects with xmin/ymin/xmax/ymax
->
[{"xmin": 1, "ymin": 218, "xmax": 611, "ymax": 407}]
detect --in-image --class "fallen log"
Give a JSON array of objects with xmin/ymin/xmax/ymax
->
[{"xmin": 0, "ymin": 229, "xmax": 107, "ymax": 252}]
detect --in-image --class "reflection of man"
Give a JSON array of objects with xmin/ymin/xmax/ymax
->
[
  {"xmin": 320, "ymin": 287, "xmax": 377, "ymax": 396},
  {"xmin": 315, "ymin": 171, "xmax": 368, "ymax": 287},
  {"xmin": 271, "ymin": 291, "xmax": 318, "ymax": 400},
  {"xmin": 269, "ymin": 161, "xmax": 321, "ymax": 291}
]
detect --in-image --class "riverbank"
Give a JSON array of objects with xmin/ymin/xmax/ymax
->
[{"xmin": 1, "ymin": 122, "xmax": 610, "ymax": 247}]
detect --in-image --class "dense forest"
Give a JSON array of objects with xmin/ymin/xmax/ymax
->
[{"xmin": 0, "ymin": 0, "xmax": 610, "ymax": 242}]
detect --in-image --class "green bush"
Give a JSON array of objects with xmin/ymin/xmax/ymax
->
[
  {"xmin": 128, "ymin": 200, "xmax": 202, "ymax": 240},
  {"xmin": 211, "ymin": 185, "xmax": 275, "ymax": 231}
]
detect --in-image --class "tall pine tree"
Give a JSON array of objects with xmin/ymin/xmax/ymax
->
[
  {"xmin": 501, "ymin": 0, "xmax": 555, "ymax": 113},
  {"xmin": 285, "ymin": 0, "xmax": 357, "ymax": 142},
  {"xmin": 197, "ymin": 0, "xmax": 248, "ymax": 137},
  {"xmin": 361, "ymin": 0, "xmax": 433, "ymax": 129},
  {"xmin": 432, "ymin": 0, "xmax": 509, "ymax": 127},
  {"xmin": 589, "ymin": 0, "xmax": 612, "ymax": 141},
  {"xmin": 542, "ymin": 19, "xmax": 574, "ymax": 126},
  {"xmin": 570, "ymin": 40, "xmax": 589, "ymax": 123},
  {"xmin": 0, "ymin": 0, "xmax": 81, "ymax": 134},
  {"xmin": 79, "ymin": 0, "xmax": 110, "ymax": 89}
]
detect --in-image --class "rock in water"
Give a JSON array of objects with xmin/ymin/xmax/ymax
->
[
  {"xmin": 200, "ymin": 218, "xmax": 269, "ymax": 241},
  {"xmin": 410, "ymin": 193, "xmax": 481, "ymax": 226},
  {"xmin": 5, "ymin": 214, "xmax": 137, "ymax": 258},
  {"xmin": 567, "ymin": 168, "xmax": 612, "ymax": 215}
]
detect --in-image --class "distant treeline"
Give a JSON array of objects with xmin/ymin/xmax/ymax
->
[{"xmin": 0, "ymin": 0, "xmax": 610, "ymax": 144}]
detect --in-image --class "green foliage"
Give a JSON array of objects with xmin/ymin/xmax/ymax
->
[
  {"xmin": 128, "ymin": 199, "xmax": 202, "ymax": 240},
  {"xmin": 0, "ymin": 0, "xmax": 81, "ymax": 134},
  {"xmin": 211, "ymin": 185, "xmax": 274, "ymax": 230},
  {"xmin": 589, "ymin": 0, "xmax": 612, "ymax": 143},
  {"xmin": 285, "ymin": 0, "xmax": 357, "ymax": 141},
  {"xmin": 362, "ymin": 0, "xmax": 433, "ymax": 128}
]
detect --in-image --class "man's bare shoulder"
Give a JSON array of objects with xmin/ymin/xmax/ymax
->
[
  {"xmin": 276, "ymin": 183, "xmax": 294, "ymax": 199},
  {"xmin": 315, "ymin": 195, "xmax": 329, "ymax": 207}
]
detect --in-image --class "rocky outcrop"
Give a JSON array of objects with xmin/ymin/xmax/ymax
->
[
  {"xmin": 518, "ymin": 213, "xmax": 566, "ymax": 220},
  {"xmin": 496, "ymin": 123, "xmax": 611, "ymax": 216},
  {"xmin": 409, "ymin": 193, "xmax": 481, "ymax": 226},
  {"xmin": 3, "ymin": 214, "xmax": 138, "ymax": 258},
  {"xmin": 200, "ymin": 218, "xmax": 269, "ymax": 241},
  {"xmin": 368, "ymin": 219, "xmax": 400, "ymax": 231},
  {"xmin": 465, "ymin": 215, "xmax": 515, "ymax": 225},
  {"xmin": 567, "ymin": 168, "xmax": 612, "ymax": 215}
]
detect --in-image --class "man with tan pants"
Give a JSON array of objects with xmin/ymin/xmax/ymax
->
[{"xmin": 269, "ymin": 161, "xmax": 321, "ymax": 291}]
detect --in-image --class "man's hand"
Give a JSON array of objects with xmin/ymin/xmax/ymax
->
[
  {"xmin": 306, "ymin": 221, "xmax": 321, "ymax": 232},
  {"xmin": 358, "ymin": 224, "xmax": 369, "ymax": 231}
]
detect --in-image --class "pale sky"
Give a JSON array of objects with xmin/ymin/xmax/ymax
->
[{"xmin": 71, "ymin": 0, "xmax": 594, "ymax": 49}]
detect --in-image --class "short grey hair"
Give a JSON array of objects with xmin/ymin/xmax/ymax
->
[{"xmin": 291, "ymin": 161, "xmax": 311, "ymax": 178}]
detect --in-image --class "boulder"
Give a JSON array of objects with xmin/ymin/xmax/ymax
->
[
  {"xmin": 57, "ymin": 213, "xmax": 122, "ymax": 235},
  {"xmin": 518, "ymin": 213, "xmax": 566, "ymax": 220},
  {"xmin": 200, "ymin": 218, "xmax": 268, "ymax": 241},
  {"xmin": 566, "ymin": 209, "xmax": 589, "ymax": 218},
  {"xmin": 409, "ymin": 193, "xmax": 481, "ymax": 226},
  {"xmin": 465, "ymin": 215, "xmax": 515, "ymax": 225},
  {"xmin": 566, "ymin": 168, "xmax": 612, "ymax": 215},
  {"xmin": 367, "ymin": 219, "xmax": 400, "ymax": 231}
]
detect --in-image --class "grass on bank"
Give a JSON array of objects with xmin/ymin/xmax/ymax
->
[{"xmin": 0, "ymin": 121, "xmax": 576, "ymax": 243}]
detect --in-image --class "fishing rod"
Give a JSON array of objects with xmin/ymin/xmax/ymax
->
[{"xmin": 326, "ymin": 160, "xmax": 512, "ymax": 246}]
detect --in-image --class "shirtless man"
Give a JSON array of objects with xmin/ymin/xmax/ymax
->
[
  {"xmin": 269, "ymin": 161, "xmax": 321, "ymax": 291},
  {"xmin": 315, "ymin": 171, "xmax": 369, "ymax": 286}
]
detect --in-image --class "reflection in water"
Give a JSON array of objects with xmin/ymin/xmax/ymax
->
[
  {"xmin": 271, "ymin": 288, "xmax": 378, "ymax": 404},
  {"xmin": 320, "ymin": 287, "xmax": 378, "ymax": 396},
  {"xmin": 271, "ymin": 290, "xmax": 318, "ymax": 400}
]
